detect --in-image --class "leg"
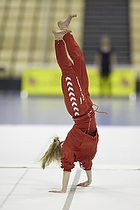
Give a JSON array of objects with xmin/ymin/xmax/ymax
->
[
  {"xmin": 57, "ymin": 15, "xmax": 88, "ymax": 91},
  {"xmin": 52, "ymin": 29, "xmax": 73, "ymax": 72},
  {"xmin": 57, "ymin": 15, "xmax": 93, "ymax": 107},
  {"xmin": 53, "ymin": 30, "xmax": 92, "ymax": 117},
  {"xmin": 64, "ymin": 33, "xmax": 93, "ymax": 107},
  {"xmin": 64, "ymin": 33, "xmax": 88, "ymax": 86}
]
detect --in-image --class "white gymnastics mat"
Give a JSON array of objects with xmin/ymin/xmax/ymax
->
[{"xmin": 0, "ymin": 125, "xmax": 140, "ymax": 210}]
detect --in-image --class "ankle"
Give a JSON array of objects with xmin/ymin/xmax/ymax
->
[
  {"xmin": 54, "ymin": 34, "xmax": 64, "ymax": 41},
  {"xmin": 52, "ymin": 29, "xmax": 72, "ymax": 41},
  {"xmin": 52, "ymin": 29, "xmax": 64, "ymax": 41}
]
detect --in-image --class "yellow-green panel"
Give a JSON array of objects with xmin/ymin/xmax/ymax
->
[
  {"xmin": 87, "ymin": 69, "xmax": 100, "ymax": 96},
  {"xmin": 21, "ymin": 67, "xmax": 136, "ymax": 97},
  {"xmin": 87, "ymin": 67, "xmax": 136, "ymax": 97},
  {"xmin": 21, "ymin": 69, "xmax": 63, "ymax": 96},
  {"xmin": 111, "ymin": 69, "xmax": 136, "ymax": 96}
]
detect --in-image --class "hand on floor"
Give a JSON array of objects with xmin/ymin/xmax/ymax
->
[{"xmin": 49, "ymin": 190, "xmax": 66, "ymax": 193}]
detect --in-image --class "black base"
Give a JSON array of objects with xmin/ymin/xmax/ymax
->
[{"xmin": 0, "ymin": 79, "xmax": 21, "ymax": 91}]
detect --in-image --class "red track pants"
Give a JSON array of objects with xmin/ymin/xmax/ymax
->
[{"xmin": 55, "ymin": 33, "xmax": 98, "ymax": 171}]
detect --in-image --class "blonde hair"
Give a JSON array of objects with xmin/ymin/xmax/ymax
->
[{"xmin": 40, "ymin": 137, "xmax": 61, "ymax": 169}]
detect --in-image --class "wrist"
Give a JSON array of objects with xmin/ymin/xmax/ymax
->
[{"xmin": 61, "ymin": 189, "xmax": 66, "ymax": 193}]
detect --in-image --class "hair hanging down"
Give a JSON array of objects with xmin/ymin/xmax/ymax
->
[{"xmin": 40, "ymin": 137, "xmax": 61, "ymax": 169}]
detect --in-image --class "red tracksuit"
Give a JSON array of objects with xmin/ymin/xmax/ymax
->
[{"xmin": 55, "ymin": 33, "xmax": 99, "ymax": 172}]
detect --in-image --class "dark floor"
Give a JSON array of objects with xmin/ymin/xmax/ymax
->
[{"xmin": 0, "ymin": 92, "xmax": 139, "ymax": 125}]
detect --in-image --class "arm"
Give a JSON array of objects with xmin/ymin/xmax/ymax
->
[
  {"xmin": 49, "ymin": 171, "xmax": 70, "ymax": 193},
  {"xmin": 77, "ymin": 170, "xmax": 92, "ymax": 187}
]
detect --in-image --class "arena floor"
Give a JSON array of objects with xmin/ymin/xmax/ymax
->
[{"xmin": 0, "ymin": 93, "xmax": 140, "ymax": 210}]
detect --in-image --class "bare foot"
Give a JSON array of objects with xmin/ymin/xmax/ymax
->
[
  {"xmin": 58, "ymin": 14, "xmax": 77, "ymax": 30},
  {"xmin": 52, "ymin": 29, "xmax": 72, "ymax": 40},
  {"xmin": 77, "ymin": 180, "xmax": 91, "ymax": 187}
]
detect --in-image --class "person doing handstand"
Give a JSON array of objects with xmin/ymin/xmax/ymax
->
[{"xmin": 40, "ymin": 14, "xmax": 100, "ymax": 193}]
